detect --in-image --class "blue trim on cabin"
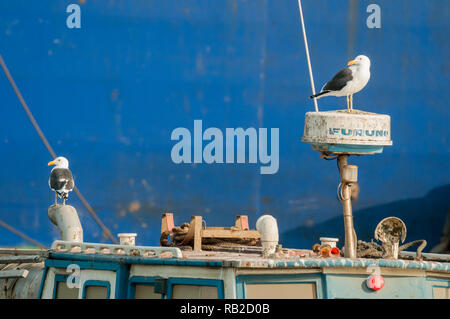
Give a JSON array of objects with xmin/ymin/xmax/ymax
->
[
  {"xmin": 48, "ymin": 252, "xmax": 224, "ymax": 267},
  {"xmin": 426, "ymin": 277, "xmax": 450, "ymax": 282},
  {"xmin": 235, "ymin": 273, "xmax": 324, "ymax": 299},
  {"xmin": 53, "ymin": 274, "xmax": 66, "ymax": 299},
  {"xmin": 127, "ymin": 276, "xmax": 164, "ymax": 299},
  {"xmin": 166, "ymin": 277, "xmax": 224, "ymax": 299},
  {"xmin": 52, "ymin": 274, "xmax": 73, "ymax": 299},
  {"xmin": 45, "ymin": 258, "xmax": 121, "ymax": 271},
  {"xmin": 426, "ymin": 277, "xmax": 450, "ymax": 299},
  {"xmin": 37, "ymin": 265, "xmax": 48, "ymax": 299},
  {"xmin": 115, "ymin": 264, "xmax": 130, "ymax": 299},
  {"xmin": 42, "ymin": 258, "xmax": 119, "ymax": 299},
  {"xmin": 82, "ymin": 280, "xmax": 111, "ymax": 299},
  {"xmin": 47, "ymin": 252, "xmax": 450, "ymax": 271}
]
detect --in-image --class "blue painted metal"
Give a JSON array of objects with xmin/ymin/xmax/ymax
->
[
  {"xmin": 81, "ymin": 280, "xmax": 111, "ymax": 299},
  {"xmin": 127, "ymin": 276, "xmax": 164, "ymax": 299},
  {"xmin": 49, "ymin": 252, "xmax": 224, "ymax": 267},
  {"xmin": 166, "ymin": 277, "xmax": 224, "ymax": 299},
  {"xmin": 37, "ymin": 264, "xmax": 49, "ymax": 299},
  {"xmin": 0, "ymin": 0, "xmax": 448, "ymax": 254},
  {"xmin": 115, "ymin": 263, "xmax": 130, "ymax": 299},
  {"xmin": 45, "ymin": 257, "xmax": 121, "ymax": 271}
]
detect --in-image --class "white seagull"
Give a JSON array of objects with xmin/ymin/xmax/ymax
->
[
  {"xmin": 310, "ymin": 55, "xmax": 371, "ymax": 112},
  {"xmin": 48, "ymin": 156, "xmax": 75, "ymax": 205}
]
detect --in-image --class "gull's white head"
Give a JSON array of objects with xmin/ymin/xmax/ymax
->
[
  {"xmin": 48, "ymin": 156, "xmax": 69, "ymax": 169},
  {"xmin": 348, "ymin": 55, "xmax": 371, "ymax": 69}
]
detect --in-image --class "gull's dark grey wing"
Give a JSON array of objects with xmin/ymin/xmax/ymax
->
[
  {"xmin": 322, "ymin": 68, "xmax": 353, "ymax": 91},
  {"xmin": 49, "ymin": 168, "xmax": 74, "ymax": 192}
]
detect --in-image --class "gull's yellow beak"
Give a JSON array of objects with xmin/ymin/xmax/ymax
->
[
  {"xmin": 48, "ymin": 161, "xmax": 55, "ymax": 166},
  {"xmin": 348, "ymin": 60, "xmax": 357, "ymax": 66}
]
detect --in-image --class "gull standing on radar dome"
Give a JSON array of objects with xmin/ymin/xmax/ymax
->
[
  {"xmin": 310, "ymin": 55, "xmax": 371, "ymax": 112},
  {"xmin": 48, "ymin": 156, "xmax": 74, "ymax": 205}
]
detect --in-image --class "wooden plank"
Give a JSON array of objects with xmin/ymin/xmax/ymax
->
[
  {"xmin": 235, "ymin": 216, "xmax": 249, "ymax": 230},
  {"xmin": 161, "ymin": 213, "xmax": 175, "ymax": 235},
  {"xmin": 192, "ymin": 216, "xmax": 202, "ymax": 251},
  {"xmin": 0, "ymin": 269, "xmax": 29, "ymax": 278},
  {"xmin": 201, "ymin": 229, "xmax": 260, "ymax": 239}
]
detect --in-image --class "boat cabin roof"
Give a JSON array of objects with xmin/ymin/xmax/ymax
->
[{"xmin": 41, "ymin": 240, "xmax": 450, "ymax": 273}]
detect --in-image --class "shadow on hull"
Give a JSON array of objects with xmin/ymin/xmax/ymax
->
[{"xmin": 281, "ymin": 184, "xmax": 450, "ymax": 252}]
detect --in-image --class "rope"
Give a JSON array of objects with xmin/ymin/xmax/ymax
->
[
  {"xmin": 399, "ymin": 240, "xmax": 427, "ymax": 260},
  {"xmin": 160, "ymin": 222, "xmax": 259, "ymax": 249},
  {"xmin": 0, "ymin": 219, "xmax": 46, "ymax": 249},
  {"xmin": 346, "ymin": 239, "xmax": 427, "ymax": 260},
  {"xmin": 0, "ymin": 54, "xmax": 118, "ymax": 245},
  {"xmin": 297, "ymin": 0, "xmax": 319, "ymax": 112}
]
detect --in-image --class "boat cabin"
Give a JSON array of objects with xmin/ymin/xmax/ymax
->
[{"xmin": 35, "ymin": 240, "xmax": 450, "ymax": 299}]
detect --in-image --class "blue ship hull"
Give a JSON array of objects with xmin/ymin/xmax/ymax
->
[{"xmin": 0, "ymin": 1, "xmax": 449, "ymax": 249}]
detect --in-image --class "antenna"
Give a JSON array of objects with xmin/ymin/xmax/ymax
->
[{"xmin": 297, "ymin": 0, "xmax": 319, "ymax": 112}]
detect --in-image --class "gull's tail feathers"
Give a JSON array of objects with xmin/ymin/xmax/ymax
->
[{"xmin": 310, "ymin": 90, "xmax": 331, "ymax": 99}]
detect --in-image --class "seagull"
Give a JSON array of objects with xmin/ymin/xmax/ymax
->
[
  {"xmin": 48, "ymin": 156, "xmax": 75, "ymax": 205},
  {"xmin": 310, "ymin": 55, "xmax": 371, "ymax": 112}
]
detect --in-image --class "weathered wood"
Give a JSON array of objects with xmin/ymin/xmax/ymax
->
[
  {"xmin": 170, "ymin": 214, "xmax": 260, "ymax": 251},
  {"xmin": 0, "ymin": 269, "xmax": 29, "ymax": 278},
  {"xmin": 202, "ymin": 229, "xmax": 260, "ymax": 239},
  {"xmin": 161, "ymin": 213, "xmax": 175, "ymax": 235},
  {"xmin": 235, "ymin": 216, "xmax": 249, "ymax": 230},
  {"xmin": 192, "ymin": 216, "xmax": 202, "ymax": 251}
]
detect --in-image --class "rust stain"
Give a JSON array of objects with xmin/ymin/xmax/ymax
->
[{"xmin": 128, "ymin": 201, "xmax": 141, "ymax": 213}]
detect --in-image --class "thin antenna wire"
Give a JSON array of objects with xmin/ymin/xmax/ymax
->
[
  {"xmin": 0, "ymin": 219, "xmax": 46, "ymax": 249},
  {"xmin": 0, "ymin": 54, "xmax": 119, "ymax": 245},
  {"xmin": 297, "ymin": 0, "xmax": 319, "ymax": 112}
]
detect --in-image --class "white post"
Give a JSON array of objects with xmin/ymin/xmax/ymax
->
[{"xmin": 48, "ymin": 205, "xmax": 83, "ymax": 242}]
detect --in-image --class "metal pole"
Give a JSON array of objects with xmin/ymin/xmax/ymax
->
[
  {"xmin": 338, "ymin": 155, "xmax": 357, "ymax": 258},
  {"xmin": 297, "ymin": 0, "xmax": 319, "ymax": 112},
  {"xmin": 0, "ymin": 219, "xmax": 46, "ymax": 249}
]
